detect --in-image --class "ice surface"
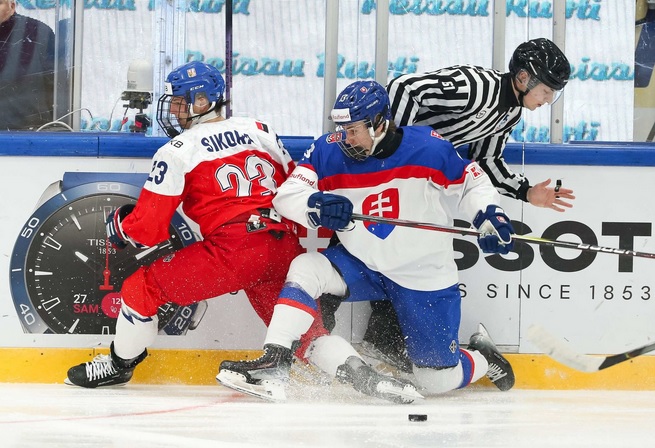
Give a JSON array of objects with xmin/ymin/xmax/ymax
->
[{"xmin": 1, "ymin": 382, "xmax": 654, "ymax": 448}]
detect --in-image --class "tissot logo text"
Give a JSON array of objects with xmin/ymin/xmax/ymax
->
[
  {"xmin": 453, "ymin": 219, "xmax": 652, "ymax": 273},
  {"xmin": 87, "ymin": 239, "xmax": 108, "ymax": 246}
]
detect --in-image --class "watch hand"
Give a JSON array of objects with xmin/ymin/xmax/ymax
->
[
  {"xmin": 100, "ymin": 239, "xmax": 114, "ymax": 291},
  {"xmin": 74, "ymin": 251, "xmax": 104, "ymax": 271},
  {"xmin": 114, "ymin": 241, "xmax": 173, "ymax": 271},
  {"xmin": 134, "ymin": 243, "xmax": 163, "ymax": 260}
]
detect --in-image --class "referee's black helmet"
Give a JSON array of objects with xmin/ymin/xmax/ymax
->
[{"xmin": 509, "ymin": 38, "xmax": 571, "ymax": 91}]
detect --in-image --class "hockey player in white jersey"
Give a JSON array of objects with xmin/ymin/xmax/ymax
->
[{"xmin": 217, "ymin": 80, "xmax": 516, "ymax": 402}]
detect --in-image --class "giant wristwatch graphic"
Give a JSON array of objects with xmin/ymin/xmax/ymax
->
[{"xmin": 10, "ymin": 172, "xmax": 207, "ymax": 335}]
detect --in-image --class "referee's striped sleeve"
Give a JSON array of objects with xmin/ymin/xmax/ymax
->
[
  {"xmin": 387, "ymin": 65, "xmax": 530, "ymax": 201},
  {"xmin": 387, "ymin": 74, "xmax": 419, "ymax": 126},
  {"xmin": 469, "ymin": 135, "xmax": 530, "ymax": 201}
]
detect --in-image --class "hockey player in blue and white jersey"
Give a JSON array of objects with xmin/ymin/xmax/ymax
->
[
  {"xmin": 362, "ymin": 40, "xmax": 575, "ymax": 372},
  {"xmin": 217, "ymin": 80, "xmax": 516, "ymax": 402}
]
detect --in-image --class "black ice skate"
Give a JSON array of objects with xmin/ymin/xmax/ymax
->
[
  {"xmin": 65, "ymin": 343, "xmax": 147, "ymax": 388},
  {"xmin": 468, "ymin": 323, "xmax": 515, "ymax": 391},
  {"xmin": 335, "ymin": 356, "xmax": 424, "ymax": 404},
  {"xmin": 216, "ymin": 344, "xmax": 292, "ymax": 402}
]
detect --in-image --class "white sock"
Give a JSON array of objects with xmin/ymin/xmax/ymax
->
[
  {"xmin": 113, "ymin": 302, "xmax": 158, "ymax": 360},
  {"xmin": 264, "ymin": 304, "xmax": 315, "ymax": 349},
  {"xmin": 464, "ymin": 348, "xmax": 489, "ymax": 383}
]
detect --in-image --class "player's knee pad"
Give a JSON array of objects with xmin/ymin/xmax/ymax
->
[{"xmin": 285, "ymin": 252, "xmax": 347, "ymax": 299}]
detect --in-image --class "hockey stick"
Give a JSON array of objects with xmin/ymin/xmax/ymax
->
[
  {"xmin": 351, "ymin": 213, "xmax": 655, "ymax": 259},
  {"xmin": 527, "ymin": 324, "xmax": 655, "ymax": 372}
]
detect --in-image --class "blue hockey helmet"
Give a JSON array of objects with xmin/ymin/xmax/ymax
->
[
  {"xmin": 331, "ymin": 80, "xmax": 392, "ymax": 126},
  {"xmin": 330, "ymin": 81, "xmax": 392, "ymax": 160},
  {"xmin": 157, "ymin": 61, "xmax": 226, "ymax": 137},
  {"xmin": 164, "ymin": 61, "xmax": 225, "ymax": 104}
]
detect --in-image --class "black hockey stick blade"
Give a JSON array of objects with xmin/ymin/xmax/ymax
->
[
  {"xmin": 527, "ymin": 324, "xmax": 655, "ymax": 372},
  {"xmin": 351, "ymin": 213, "xmax": 655, "ymax": 259}
]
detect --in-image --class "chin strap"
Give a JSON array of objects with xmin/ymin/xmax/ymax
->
[
  {"xmin": 189, "ymin": 103, "xmax": 222, "ymax": 127},
  {"xmin": 368, "ymin": 119, "xmax": 390, "ymax": 157},
  {"xmin": 517, "ymin": 91, "xmax": 526, "ymax": 107},
  {"xmin": 512, "ymin": 77, "xmax": 528, "ymax": 107},
  {"xmin": 514, "ymin": 73, "xmax": 543, "ymax": 107}
]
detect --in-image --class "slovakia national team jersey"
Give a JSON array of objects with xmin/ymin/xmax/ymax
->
[
  {"xmin": 273, "ymin": 126, "xmax": 500, "ymax": 291},
  {"xmin": 123, "ymin": 117, "xmax": 295, "ymax": 246}
]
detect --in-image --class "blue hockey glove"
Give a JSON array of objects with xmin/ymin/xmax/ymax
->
[
  {"xmin": 472, "ymin": 205, "xmax": 515, "ymax": 254},
  {"xmin": 307, "ymin": 192, "xmax": 354, "ymax": 231},
  {"xmin": 106, "ymin": 204, "xmax": 143, "ymax": 249}
]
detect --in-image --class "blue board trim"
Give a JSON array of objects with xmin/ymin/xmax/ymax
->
[{"xmin": 0, "ymin": 132, "xmax": 652, "ymax": 166}]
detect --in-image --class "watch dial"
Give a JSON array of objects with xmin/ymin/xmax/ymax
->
[{"xmin": 15, "ymin": 194, "xmax": 190, "ymax": 334}]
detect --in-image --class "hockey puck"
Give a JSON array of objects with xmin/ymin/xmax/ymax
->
[{"xmin": 408, "ymin": 414, "xmax": 427, "ymax": 422}]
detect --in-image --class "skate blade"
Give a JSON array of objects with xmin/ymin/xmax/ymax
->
[
  {"xmin": 216, "ymin": 370, "xmax": 287, "ymax": 402},
  {"xmin": 63, "ymin": 377, "xmax": 128, "ymax": 388},
  {"xmin": 377, "ymin": 382, "xmax": 425, "ymax": 404}
]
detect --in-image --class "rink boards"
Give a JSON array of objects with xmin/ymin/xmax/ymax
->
[
  {"xmin": 1, "ymin": 348, "xmax": 654, "ymax": 390},
  {"xmin": 2, "ymin": 136, "xmax": 655, "ymax": 390}
]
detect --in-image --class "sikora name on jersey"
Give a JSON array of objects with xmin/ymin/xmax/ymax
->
[{"xmin": 201, "ymin": 131, "xmax": 254, "ymax": 152}]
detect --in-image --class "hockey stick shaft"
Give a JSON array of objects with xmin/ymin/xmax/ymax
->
[
  {"xmin": 351, "ymin": 213, "xmax": 655, "ymax": 259},
  {"xmin": 527, "ymin": 324, "xmax": 655, "ymax": 372},
  {"xmin": 351, "ymin": 213, "xmax": 481, "ymax": 237},
  {"xmin": 598, "ymin": 342, "xmax": 655, "ymax": 370}
]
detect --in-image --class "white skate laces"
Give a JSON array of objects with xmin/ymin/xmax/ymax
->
[
  {"xmin": 85, "ymin": 354, "xmax": 118, "ymax": 381},
  {"xmin": 485, "ymin": 363, "xmax": 508, "ymax": 383}
]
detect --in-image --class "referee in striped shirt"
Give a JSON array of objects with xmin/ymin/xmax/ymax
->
[
  {"xmin": 388, "ymin": 38, "xmax": 574, "ymax": 208},
  {"xmin": 360, "ymin": 38, "xmax": 576, "ymax": 373}
]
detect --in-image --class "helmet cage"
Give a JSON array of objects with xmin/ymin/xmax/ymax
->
[
  {"xmin": 330, "ymin": 80, "xmax": 392, "ymax": 161},
  {"xmin": 333, "ymin": 118, "xmax": 377, "ymax": 161},
  {"xmin": 156, "ymin": 94, "xmax": 186, "ymax": 138}
]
